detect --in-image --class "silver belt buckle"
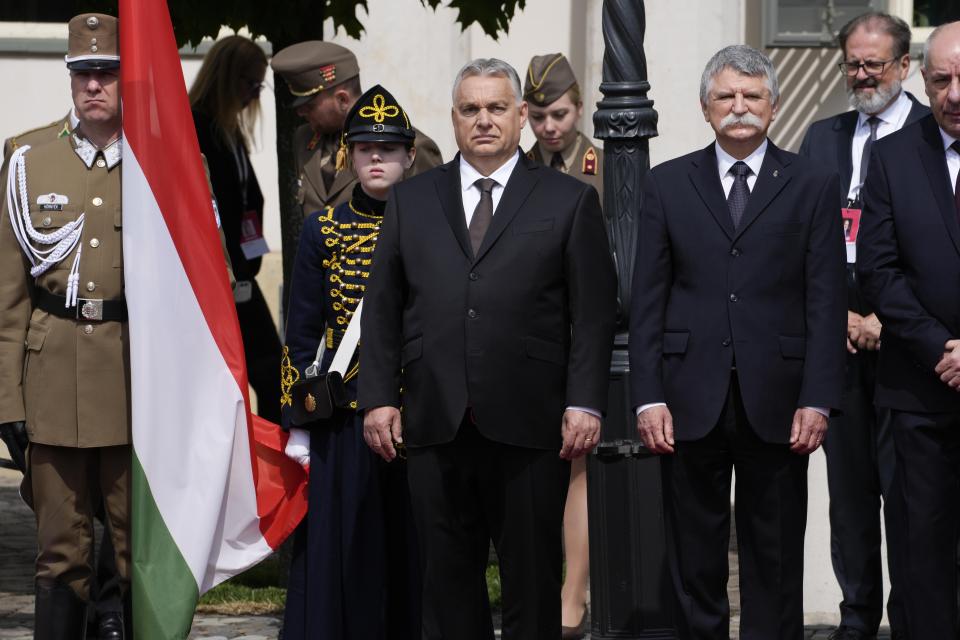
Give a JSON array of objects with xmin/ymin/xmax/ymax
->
[{"xmin": 78, "ymin": 298, "xmax": 103, "ymax": 321}]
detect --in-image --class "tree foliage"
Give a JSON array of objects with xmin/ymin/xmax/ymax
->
[{"xmin": 81, "ymin": 0, "xmax": 525, "ymax": 45}]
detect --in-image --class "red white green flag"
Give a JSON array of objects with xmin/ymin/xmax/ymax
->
[{"xmin": 119, "ymin": 1, "xmax": 307, "ymax": 636}]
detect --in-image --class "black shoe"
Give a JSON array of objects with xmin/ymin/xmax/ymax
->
[
  {"xmin": 561, "ymin": 606, "xmax": 589, "ymax": 640},
  {"xmin": 828, "ymin": 627, "xmax": 877, "ymax": 640},
  {"xmin": 34, "ymin": 583, "xmax": 88, "ymax": 640},
  {"xmin": 98, "ymin": 611, "xmax": 124, "ymax": 640}
]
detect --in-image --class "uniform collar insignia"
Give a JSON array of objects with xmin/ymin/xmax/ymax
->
[{"xmin": 72, "ymin": 133, "xmax": 122, "ymax": 169}]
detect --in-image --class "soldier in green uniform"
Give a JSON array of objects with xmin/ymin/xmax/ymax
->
[
  {"xmin": 523, "ymin": 52, "xmax": 601, "ymax": 639},
  {"xmin": 270, "ymin": 41, "xmax": 444, "ymax": 218},
  {"xmin": 0, "ymin": 14, "xmax": 131, "ymax": 639},
  {"xmin": 524, "ymin": 53, "xmax": 603, "ymax": 205},
  {"xmin": 0, "ymin": 108, "xmax": 129, "ymax": 640}
]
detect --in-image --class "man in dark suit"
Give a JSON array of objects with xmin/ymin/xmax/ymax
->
[
  {"xmin": 799, "ymin": 12, "xmax": 927, "ymax": 640},
  {"xmin": 630, "ymin": 45, "xmax": 847, "ymax": 639},
  {"xmin": 857, "ymin": 21, "xmax": 960, "ymax": 639},
  {"xmin": 359, "ymin": 58, "xmax": 617, "ymax": 640}
]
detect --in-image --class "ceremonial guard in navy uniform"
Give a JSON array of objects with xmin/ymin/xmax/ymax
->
[
  {"xmin": 280, "ymin": 85, "xmax": 422, "ymax": 639},
  {"xmin": 524, "ymin": 53, "xmax": 602, "ymax": 204},
  {"xmin": 0, "ymin": 14, "xmax": 132, "ymax": 639},
  {"xmin": 270, "ymin": 41, "xmax": 443, "ymax": 219}
]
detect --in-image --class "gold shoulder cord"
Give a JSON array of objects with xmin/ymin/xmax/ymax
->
[{"xmin": 280, "ymin": 346, "xmax": 300, "ymax": 408}]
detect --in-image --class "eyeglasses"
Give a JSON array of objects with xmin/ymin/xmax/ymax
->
[{"xmin": 838, "ymin": 58, "xmax": 898, "ymax": 77}]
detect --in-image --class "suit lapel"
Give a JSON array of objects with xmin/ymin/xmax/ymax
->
[
  {"xmin": 734, "ymin": 142, "xmax": 792, "ymax": 240},
  {"xmin": 689, "ymin": 145, "xmax": 734, "ymax": 239},
  {"xmin": 917, "ymin": 116, "xmax": 960, "ymax": 257},
  {"xmin": 474, "ymin": 153, "xmax": 539, "ymax": 263},
  {"xmin": 833, "ymin": 112, "xmax": 857, "ymax": 195},
  {"xmin": 435, "ymin": 158, "xmax": 473, "ymax": 259}
]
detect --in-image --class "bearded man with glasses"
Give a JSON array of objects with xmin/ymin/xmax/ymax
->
[{"xmin": 799, "ymin": 11, "xmax": 928, "ymax": 640}]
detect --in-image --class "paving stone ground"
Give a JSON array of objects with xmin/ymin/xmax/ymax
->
[{"xmin": 0, "ymin": 463, "xmax": 893, "ymax": 639}]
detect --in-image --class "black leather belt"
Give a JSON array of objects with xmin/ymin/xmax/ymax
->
[{"xmin": 36, "ymin": 288, "xmax": 128, "ymax": 322}]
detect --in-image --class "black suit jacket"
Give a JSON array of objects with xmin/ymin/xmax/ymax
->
[
  {"xmin": 799, "ymin": 94, "xmax": 930, "ymax": 314},
  {"xmin": 193, "ymin": 109, "xmax": 265, "ymax": 281},
  {"xmin": 358, "ymin": 152, "xmax": 618, "ymax": 449},
  {"xmin": 857, "ymin": 114, "xmax": 960, "ymax": 413},
  {"xmin": 799, "ymin": 93, "xmax": 929, "ymax": 203},
  {"xmin": 629, "ymin": 141, "xmax": 847, "ymax": 443}
]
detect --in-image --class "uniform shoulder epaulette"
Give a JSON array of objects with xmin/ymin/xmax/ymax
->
[
  {"xmin": 8, "ymin": 119, "xmax": 69, "ymax": 151},
  {"xmin": 582, "ymin": 146, "xmax": 598, "ymax": 176}
]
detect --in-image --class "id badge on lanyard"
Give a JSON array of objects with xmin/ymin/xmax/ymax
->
[{"xmin": 841, "ymin": 207, "xmax": 861, "ymax": 264}]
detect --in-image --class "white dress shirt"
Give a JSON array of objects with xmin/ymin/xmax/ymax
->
[
  {"xmin": 716, "ymin": 138, "xmax": 766, "ymax": 197},
  {"xmin": 939, "ymin": 127, "xmax": 960, "ymax": 192},
  {"xmin": 847, "ymin": 91, "xmax": 913, "ymax": 202},
  {"xmin": 459, "ymin": 151, "xmax": 599, "ymax": 420},
  {"xmin": 636, "ymin": 138, "xmax": 827, "ymax": 420},
  {"xmin": 459, "ymin": 151, "xmax": 520, "ymax": 225}
]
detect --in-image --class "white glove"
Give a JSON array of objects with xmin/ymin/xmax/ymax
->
[{"xmin": 285, "ymin": 428, "xmax": 310, "ymax": 469}]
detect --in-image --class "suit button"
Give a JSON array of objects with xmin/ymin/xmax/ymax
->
[
  {"xmin": 730, "ymin": 248, "xmax": 741, "ymax": 257},
  {"xmin": 722, "ymin": 338, "xmax": 731, "ymax": 347},
  {"xmin": 89, "ymin": 238, "xmax": 100, "ymax": 248},
  {"xmin": 86, "ymin": 281, "xmax": 96, "ymax": 292},
  {"xmin": 41, "ymin": 216, "xmax": 52, "ymax": 227},
  {"xmin": 729, "ymin": 293, "xmax": 738, "ymax": 302},
  {"xmin": 469, "ymin": 272, "xmax": 479, "ymax": 281},
  {"xmin": 83, "ymin": 324, "xmax": 94, "ymax": 335},
  {"xmin": 92, "ymin": 197, "xmax": 103, "ymax": 207},
  {"xmin": 467, "ymin": 308, "xmax": 478, "ymax": 319}
]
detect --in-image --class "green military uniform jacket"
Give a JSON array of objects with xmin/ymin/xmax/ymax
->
[
  {"xmin": 0, "ymin": 131, "xmax": 128, "ymax": 447},
  {"xmin": 293, "ymin": 123, "xmax": 444, "ymax": 218},
  {"xmin": 526, "ymin": 131, "xmax": 603, "ymax": 202}
]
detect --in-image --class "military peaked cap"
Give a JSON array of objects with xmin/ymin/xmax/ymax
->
[
  {"xmin": 65, "ymin": 13, "xmax": 119, "ymax": 70},
  {"xmin": 271, "ymin": 41, "xmax": 360, "ymax": 107}
]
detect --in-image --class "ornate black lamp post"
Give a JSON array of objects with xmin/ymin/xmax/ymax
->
[{"xmin": 587, "ymin": 1, "xmax": 675, "ymax": 637}]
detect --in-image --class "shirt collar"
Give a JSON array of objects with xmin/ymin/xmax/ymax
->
[
  {"xmin": 71, "ymin": 133, "xmax": 122, "ymax": 169},
  {"xmin": 939, "ymin": 126, "xmax": 959, "ymax": 153},
  {"xmin": 715, "ymin": 138, "xmax": 767, "ymax": 180},
  {"xmin": 536, "ymin": 133, "xmax": 583, "ymax": 172},
  {"xmin": 459, "ymin": 150, "xmax": 521, "ymax": 192},
  {"xmin": 857, "ymin": 90, "xmax": 911, "ymax": 129}
]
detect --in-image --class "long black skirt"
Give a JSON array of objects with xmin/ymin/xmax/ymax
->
[{"xmin": 282, "ymin": 408, "xmax": 421, "ymax": 639}]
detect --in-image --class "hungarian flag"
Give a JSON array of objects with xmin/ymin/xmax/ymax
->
[{"xmin": 119, "ymin": 1, "xmax": 308, "ymax": 637}]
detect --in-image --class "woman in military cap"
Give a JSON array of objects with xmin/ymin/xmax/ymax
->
[
  {"xmin": 525, "ymin": 53, "xmax": 603, "ymax": 206},
  {"xmin": 280, "ymin": 84, "xmax": 420, "ymax": 639}
]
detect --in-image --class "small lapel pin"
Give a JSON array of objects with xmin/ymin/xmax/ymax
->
[{"xmin": 773, "ymin": 169, "xmax": 779, "ymax": 178}]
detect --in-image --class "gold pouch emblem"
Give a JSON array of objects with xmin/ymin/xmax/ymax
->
[{"xmin": 305, "ymin": 393, "xmax": 316, "ymax": 413}]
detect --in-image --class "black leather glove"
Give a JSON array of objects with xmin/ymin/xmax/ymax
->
[{"xmin": 0, "ymin": 421, "xmax": 28, "ymax": 474}]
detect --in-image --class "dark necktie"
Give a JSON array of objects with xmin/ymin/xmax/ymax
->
[
  {"xmin": 550, "ymin": 152, "xmax": 564, "ymax": 171},
  {"xmin": 727, "ymin": 161, "xmax": 751, "ymax": 229},
  {"xmin": 469, "ymin": 178, "xmax": 496, "ymax": 256},
  {"xmin": 858, "ymin": 116, "xmax": 880, "ymax": 188},
  {"xmin": 320, "ymin": 138, "xmax": 337, "ymax": 192},
  {"xmin": 952, "ymin": 141, "xmax": 960, "ymax": 220}
]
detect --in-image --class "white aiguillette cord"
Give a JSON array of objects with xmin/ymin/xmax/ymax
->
[
  {"xmin": 304, "ymin": 300, "xmax": 363, "ymax": 379},
  {"xmin": 6, "ymin": 144, "xmax": 86, "ymax": 307}
]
